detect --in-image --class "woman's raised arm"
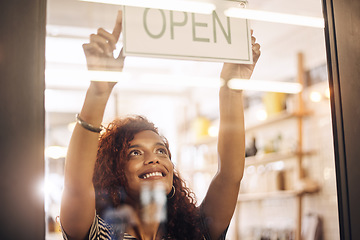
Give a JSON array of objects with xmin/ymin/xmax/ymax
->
[
  {"xmin": 60, "ymin": 11, "xmax": 124, "ymax": 240},
  {"xmin": 201, "ymin": 33, "xmax": 261, "ymax": 240}
]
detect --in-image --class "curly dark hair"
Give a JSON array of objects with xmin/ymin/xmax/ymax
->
[{"xmin": 93, "ymin": 115, "xmax": 203, "ymax": 239}]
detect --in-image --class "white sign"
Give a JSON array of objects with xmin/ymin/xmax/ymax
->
[{"xmin": 123, "ymin": 6, "xmax": 252, "ymax": 64}]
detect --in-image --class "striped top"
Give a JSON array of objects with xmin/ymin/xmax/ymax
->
[
  {"xmin": 61, "ymin": 210, "xmax": 227, "ymax": 240},
  {"xmin": 61, "ymin": 214, "xmax": 137, "ymax": 240}
]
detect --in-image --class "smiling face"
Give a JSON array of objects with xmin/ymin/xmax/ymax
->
[{"xmin": 124, "ymin": 130, "xmax": 174, "ymax": 200}]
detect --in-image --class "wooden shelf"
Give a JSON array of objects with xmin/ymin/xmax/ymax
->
[
  {"xmin": 180, "ymin": 151, "xmax": 315, "ymax": 174},
  {"xmin": 245, "ymin": 150, "xmax": 315, "ymax": 166},
  {"xmin": 238, "ymin": 190, "xmax": 301, "ymax": 202},
  {"xmin": 245, "ymin": 111, "xmax": 312, "ymax": 131},
  {"xmin": 185, "ymin": 111, "xmax": 312, "ymax": 146}
]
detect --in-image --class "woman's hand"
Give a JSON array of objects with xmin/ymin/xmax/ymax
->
[
  {"xmin": 220, "ymin": 30, "xmax": 261, "ymax": 82},
  {"xmin": 83, "ymin": 11, "xmax": 125, "ymax": 96},
  {"xmin": 83, "ymin": 10, "xmax": 124, "ymax": 71}
]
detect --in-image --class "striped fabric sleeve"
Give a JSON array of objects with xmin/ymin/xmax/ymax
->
[
  {"xmin": 92, "ymin": 216, "xmax": 138, "ymax": 239},
  {"xmin": 90, "ymin": 214, "xmax": 113, "ymax": 240},
  {"xmin": 60, "ymin": 222, "xmax": 69, "ymax": 240},
  {"xmin": 61, "ymin": 213, "xmax": 113, "ymax": 240}
]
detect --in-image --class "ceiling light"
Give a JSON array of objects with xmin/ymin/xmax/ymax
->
[
  {"xmin": 46, "ymin": 69, "xmax": 302, "ymax": 93},
  {"xmin": 310, "ymin": 91, "xmax": 322, "ymax": 102},
  {"xmin": 227, "ymin": 79, "xmax": 302, "ymax": 94},
  {"xmin": 256, "ymin": 109, "xmax": 268, "ymax": 121},
  {"xmin": 208, "ymin": 125, "xmax": 218, "ymax": 137},
  {"xmin": 88, "ymin": 70, "xmax": 132, "ymax": 82},
  {"xmin": 79, "ymin": 0, "xmax": 216, "ymax": 14},
  {"xmin": 224, "ymin": 8, "xmax": 324, "ymax": 28},
  {"xmin": 141, "ymin": 74, "xmax": 222, "ymax": 88},
  {"xmin": 47, "ymin": 25, "xmax": 95, "ymax": 38},
  {"xmin": 45, "ymin": 69, "xmax": 132, "ymax": 87}
]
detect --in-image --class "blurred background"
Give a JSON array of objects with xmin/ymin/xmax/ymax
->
[{"xmin": 44, "ymin": 0, "xmax": 338, "ymax": 239}]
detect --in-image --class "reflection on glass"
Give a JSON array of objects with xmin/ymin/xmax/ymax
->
[{"xmin": 45, "ymin": 1, "xmax": 339, "ymax": 240}]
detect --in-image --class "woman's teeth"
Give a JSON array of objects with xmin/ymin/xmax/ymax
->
[{"xmin": 142, "ymin": 172, "xmax": 163, "ymax": 179}]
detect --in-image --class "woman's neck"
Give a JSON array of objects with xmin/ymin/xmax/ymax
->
[
  {"xmin": 127, "ymin": 221, "xmax": 162, "ymax": 240},
  {"xmin": 126, "ymin": 201, "xmax": 164, "ymax": 240}
]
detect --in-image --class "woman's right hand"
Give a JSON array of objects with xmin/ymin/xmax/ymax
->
[
  {"xmin": 220, "ymin": 30, "xmax": 261, "ymax": 83},
  {"xmin": 83, "ymin": 10, "xmax": 124, "ymax": 96}
]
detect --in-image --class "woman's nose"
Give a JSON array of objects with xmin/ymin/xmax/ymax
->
[{"xmin": 144, "ymin": 153, "xmax": 160, "ymax": 165}]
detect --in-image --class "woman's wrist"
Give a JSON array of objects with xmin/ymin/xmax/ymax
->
[
  {"xmin": 78, "ymin": 86, "xmax": 112, "ymax": 127},
  {"xmin": 76, "ymin": 114, "xmax": 103, "ymax": 133},
  {"xmin": 87, "ymin": 81, "xmax": 114, "ymax": 99}
]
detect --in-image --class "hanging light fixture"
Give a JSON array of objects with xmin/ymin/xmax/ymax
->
[
  {"xmin": 227, "ymin": 79, "xmax": 303, "ymax": 94},
  {"xmin": 79, "ymin": 0, "xmax": 216, "ymax": 14},
  {"xmin": 224, "ymin": 8, "xmax": 324, "ymax": 28}
]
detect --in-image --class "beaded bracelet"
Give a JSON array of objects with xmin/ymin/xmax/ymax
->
[{"xmin": 76, "ymin": 114, "xmax": 103, "ymax": 133}]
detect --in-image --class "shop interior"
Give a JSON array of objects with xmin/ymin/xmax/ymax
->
[{"xmin": 44, "ymin": 0, "xmax": 339, "ymax": 239}]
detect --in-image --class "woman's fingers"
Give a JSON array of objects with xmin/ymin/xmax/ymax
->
[
  {"xmin": 251, "ymin": 35, "xmax": 256, "ymax": 45},
  {"xmin": 112, "ymin": 12, "xmax": 125, "ymax": 62},
  {"xmin": 250, "ymin": 29, "xmax": 261, "ymax": 63},
  {"xmin": 116, "ymin": 48, "xmax": 125, "ymax": 61},
  {"xmin": 112, "ymin": 10, "xmax": 123, "ymax": 42},
  {"xmin": 83, "ymin": 42, "xmax": 104, "ymax": 55},
  {"xmin": 89, "ymin": 33, "xmax": 113, "ymax": 57},
  {"xmin": 252, "ymin": 43, "xmax": 261, "ymax": 63},
  {"xmin": 253, "ymin": 43, "xmax": 260, "ymax": 52},
  {"xmin": 82, "ymin": 11, "xmax": 125, "ymax": 72},
  {"xmin": 97, "ymin": 28, "xmax": 117, "ymax": 50},
  {"xmin": 87, "ymin": 9, "xmax": 123, "ymax": 58}
]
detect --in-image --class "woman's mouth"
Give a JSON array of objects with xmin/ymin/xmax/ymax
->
[{"xmin": 139, "ymin": 171, "xmax": 165, "ymax": 180}]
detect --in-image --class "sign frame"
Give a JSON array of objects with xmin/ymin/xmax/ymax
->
[{"xmin": 122, "ymin": 6, "xmax": 253, "ymax": 64}]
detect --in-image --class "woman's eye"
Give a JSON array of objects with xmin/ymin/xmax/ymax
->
[
  {"xmin": 129, "ymin": 150, "xmax": 141, "ymax": 156},
  {"xmin": 157, "ymin": 148, "xmax": 168, "ymax": 155}
]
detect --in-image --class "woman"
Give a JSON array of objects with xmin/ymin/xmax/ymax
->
[{"xmin": 60, "ymin": 11, "xmax": 261, "ymax": 240}]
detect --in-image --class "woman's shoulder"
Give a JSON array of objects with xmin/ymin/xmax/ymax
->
[
  {"xmin": 60, "ymin": 214, "xmax": 113, "ymax": 240},
  {"xmin": 96, "ymin": 215, "xmax": 138, "ymax": 239}
]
